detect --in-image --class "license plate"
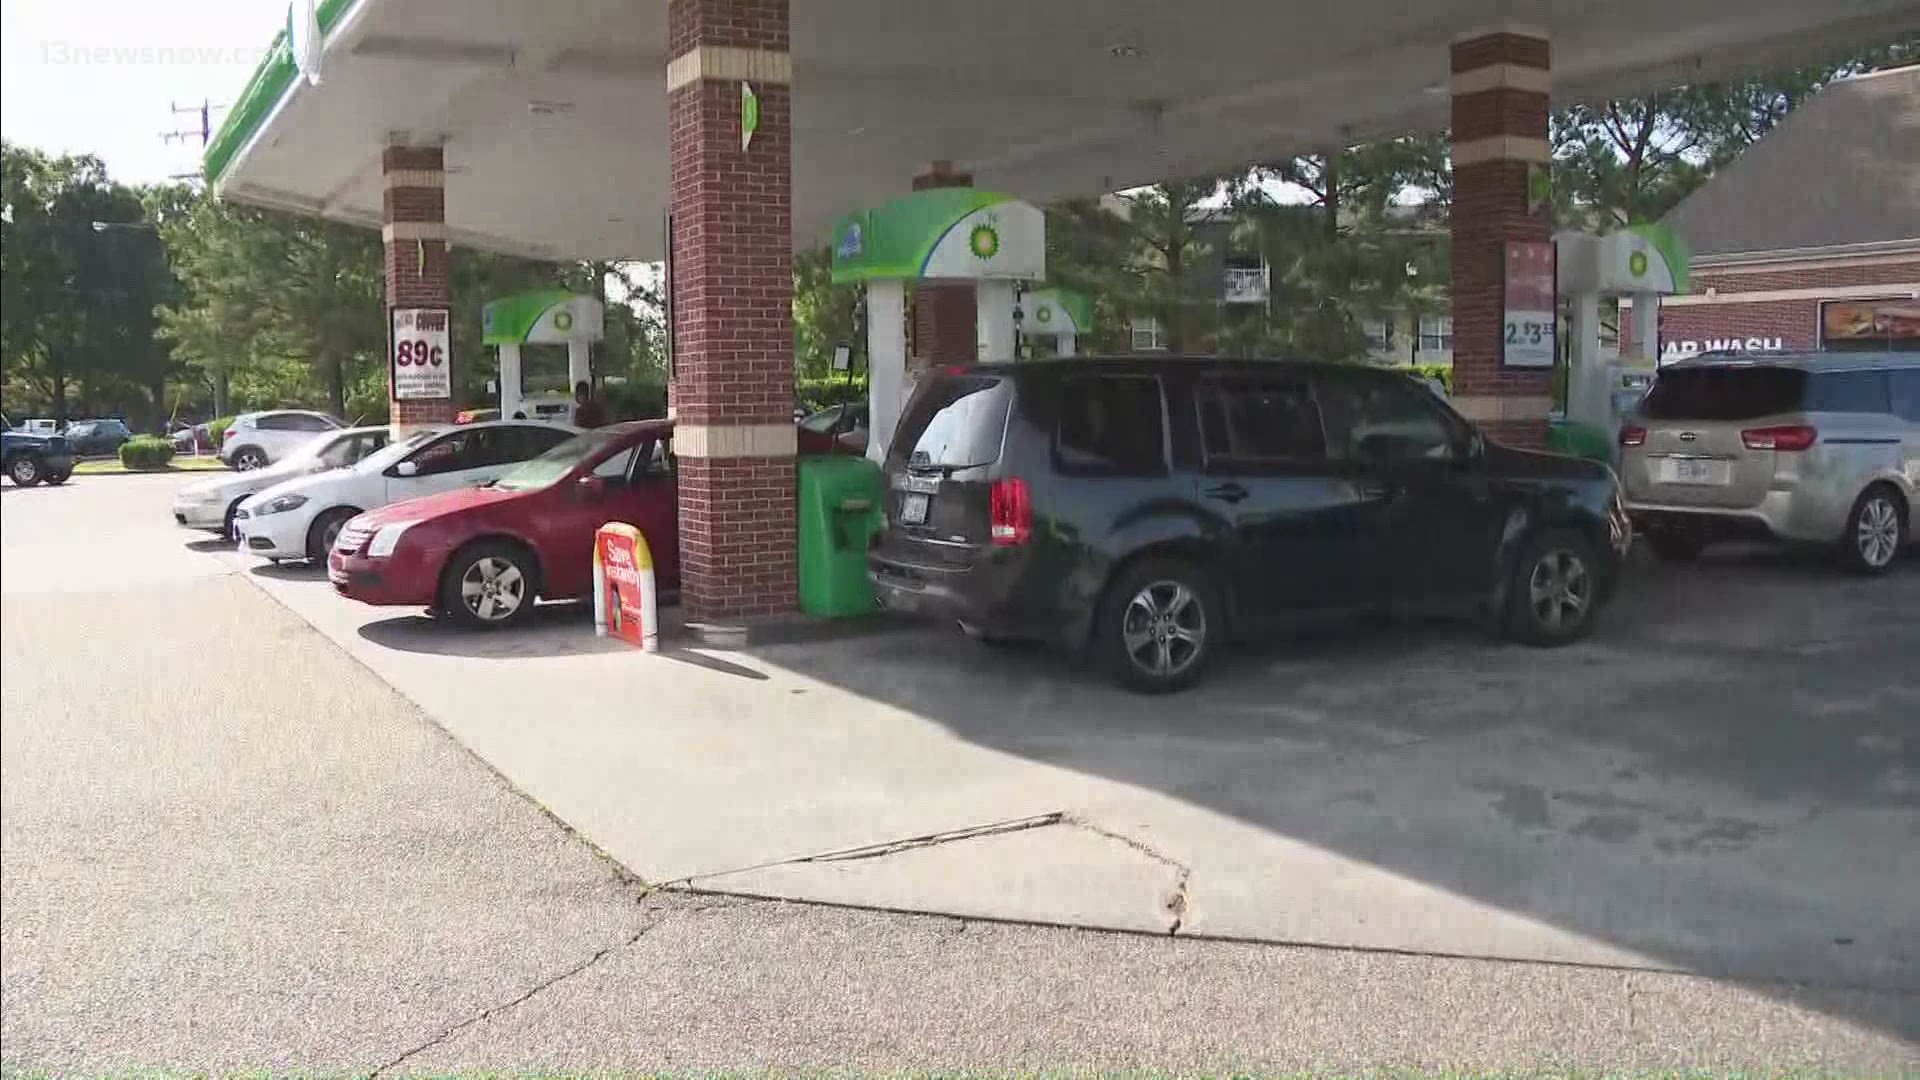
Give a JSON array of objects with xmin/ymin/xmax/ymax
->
[
  {"xmin": 1659, "ymin": 457, "xmax": 1730, "ymax": 485},
  {"xmin": 900, "ymin": 493, "xmax": 930, "ymax": 525}
]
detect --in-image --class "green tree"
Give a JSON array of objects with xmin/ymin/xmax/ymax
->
[{"xmin": 3, "ymin": 143, "xmax": 176, "ymax": 427}]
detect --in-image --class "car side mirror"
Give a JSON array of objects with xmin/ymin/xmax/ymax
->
[
  {"xmin": 576, "ymin": 475, "xmax": 608, "ymax": 500},
  {"xmin": 394, "ymin": 460, "xmax": 419, "ymax": 477}
]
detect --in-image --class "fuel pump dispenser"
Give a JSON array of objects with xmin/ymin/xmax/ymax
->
[
  {"xmin": 480, "ymin": 290, "xmax": 605, "ymax": 423},
  {"xmin": 1553, "ymin": 225, "xmax": 1689, "ymax": 458},
  {"xmin": 828, "ymin": 189, "xmax": 1047, "ymax": 462}
]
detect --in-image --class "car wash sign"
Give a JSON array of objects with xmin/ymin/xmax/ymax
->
[{"xmin": 390, "ymin": 307, "xmax": 451, "ymax": 400}]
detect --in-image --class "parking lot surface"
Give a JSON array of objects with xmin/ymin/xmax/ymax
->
[{"xmin": 3, "ymin": 473, "xmax": 1916, "ymax": 1072}]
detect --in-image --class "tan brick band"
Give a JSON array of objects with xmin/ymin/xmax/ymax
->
[
  {"xmin": 674, "ymin": 422, "xmax": 797, "ymax": 459},
  {"xmin": 1452, "ymin": 135, "xmax": 1552, "ymax": 166},
  {"xmin": 1661, "ymin": 282, "xmax": 1920, "ymax": 306},
  {"xmin": 665, "ymin": 45, "xmax": 791, "ymax": 92},
  {"xmin": 1453, "ymin": 394, "xmax": 1555, "ymax": 423},
  {"xmin": 382, "ymin": 169, "xmax": 445, "ymax": 190},
  {"xmin": 1451, "ymin": 63, "xmax": 1551, "ymax": 96},
  {"xmin": 381, "ymin": 221, "xmax": 448, "ymax": 243}
]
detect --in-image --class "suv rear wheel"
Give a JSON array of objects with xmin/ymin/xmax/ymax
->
[
  {"xmin": 1096, "ymin": 557, "xmax": 1217, "ymax": 693},
  {"xmin": 1504, "ymin": 529, "xmax": 1603, "ymax": 647},
  {"xmin": 1839, "ymin": 484, "xmax": 1906, "ymax": 575},
  {"xmin": 231, "ymin": 447, "xmax": 267, "ymax": 471},
  {"xmin": 9, "ymin": 455, "xmax": 42, "ymax": 486}
]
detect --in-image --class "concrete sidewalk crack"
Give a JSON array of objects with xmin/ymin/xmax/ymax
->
[
  {"xmin": 1063, "ymin": 814, "xmax": 1193, "ymax": 935},
  {"xmin": 661, "ymin": 811, "xmax": 1066, "ymax": 886},
  {"xmin": 366, "ymin": 917, "xmax": 665, "ymax": 1077}
]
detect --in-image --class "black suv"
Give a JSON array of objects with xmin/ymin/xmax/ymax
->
[{"xmin": 870, "ymin": 359, "xmax": 1631, "ymax": 691}]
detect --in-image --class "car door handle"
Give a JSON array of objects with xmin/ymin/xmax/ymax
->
[
  {"xmin": 1357, "ymin": 481, "xmax": 1398, "ymax": 501},
  {"xmin": 1204, "ymin": 482, "xmax": 1250, "ymax": 504}
]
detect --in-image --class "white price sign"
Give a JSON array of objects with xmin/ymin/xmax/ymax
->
[
  {"xmin": 1502, "ymin": 241, "xmax": 1557, "ymax": 369},
  {"xmin": 390, "ymin": 307, "xmax": 451, "ymax": 400}
]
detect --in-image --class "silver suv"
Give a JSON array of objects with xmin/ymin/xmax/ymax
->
[{"xmin": 1621, "ymin": 353, "xmax": 1918, "ymax": 573}]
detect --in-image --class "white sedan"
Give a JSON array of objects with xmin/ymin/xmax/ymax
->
[
  {"xmin": 234, "ymin": 419, "xmax": 580, "ymax": 562},
  {"xmin": 173, "ymin": 425, "xmax": 391, "ymax": 539}
]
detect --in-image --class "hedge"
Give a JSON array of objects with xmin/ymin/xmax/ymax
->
[
  {"xmin": 798, "ymin": 374, "xmax": 866, "ymax": 413},
  {"xmin": 119, "ymin": 435, "xmax": 177, "ymax": 471}
]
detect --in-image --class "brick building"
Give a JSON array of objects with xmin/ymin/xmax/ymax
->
[{"xmin": 1635, "ymin": 66, "xmax": 1920, "ymax": 361}]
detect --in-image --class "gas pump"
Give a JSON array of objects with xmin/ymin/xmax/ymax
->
[
  {"xmin": 1554, "ymin": 225, "xmax": 1689, "ymax": 457},
  {"xmin": 828, "ymin": 189, "xmax": 1047, "ymax": 462},
  {"xmin": 480, "ymin": 290, "xmax": 605, "ymax": 423}
]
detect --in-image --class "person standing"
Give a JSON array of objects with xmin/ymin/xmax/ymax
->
[{"xmin": 572, "ymin": 379, "xmax": 608, "ymax": 429}]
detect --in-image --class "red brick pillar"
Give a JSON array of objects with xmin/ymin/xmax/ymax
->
[
  {"xmin": 1450, "ymin": 31, "xmax": 1553, "ymax": 447},
  {"xmin": 911, "ymin": 161, "xmax": 977, "ymax": 368},
  {"xmin": 667, "ymin": 0, "xmax": 797, "ymax": 622},
  {"xmin": 382, "ymin": 145, "xmax": 453, "ymax": 433}
]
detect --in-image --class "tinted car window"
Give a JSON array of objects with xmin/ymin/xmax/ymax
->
[
  {"xmin": 521, "ymin": 424, "xmax": 575, "ymax": 457},
  {"xmin": 592, "ymin": 446, "xmax": 638, "ymax": 480},
  {"xmin": 407, "ymin": 431, "xmax": 480, "ymax": 476},
  {"xmin": 1195, "ymin": 377, "xmax": 1325, "ymax": 466},
  {"xmin": 255, "ymin": 414, "xmax": 296, "ymax": 431},
  {"xmin": 1642, "ymin": 366, "xmax": 1807, "ymax": 420},
  {"xmin": 1890, "ymin": 369, "xmax": 1920, "ymax": 422},
  {"xmin": 893, "ymin": 375, "xmax": 1013, "ymax": 470},
  {"xmin": 1318, "ymin": 373, "xmax": 1459, "ymax": 463},
  {"xmin": 1805, "ymin": 370, "xmax": 1892, "ymax": 414},
  {"xmin": 1054, "ymin": 376, "xmax": 1166, "ymax": 476}
]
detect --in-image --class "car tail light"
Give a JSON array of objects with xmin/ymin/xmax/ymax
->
[
  {"xmin": 223, "ymin": 426, "xmax": 238, "ymax": 442},
  {"xmin": 1741, "ymin": 424, "xmax": 1817, "ymax": 451},
  {"xmin": 1618, "ymin": 424, "xmax": 1646, "ymax": 447},
  {"xmin": 989, "ymin": 477, "xmax": 1031, "ymax": 546}
]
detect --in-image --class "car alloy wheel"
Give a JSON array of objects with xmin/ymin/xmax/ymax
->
[
  {"xmin": 233, "ymin": 449, "xmax": 266, "ymax": 471},
  {"xmin": 10, "ymin": 457, "xmax": 41, "ymax": 485},
  {"xmin": 1856, "ymin": 494, "xmax": 1901, "ymax": 570},
  {"xmin": 460, "ymin": 555, "xmax": 527, "ymax": 623},
  {"xmin": 1526, "ymin": 547, "xmax": 1592, "ymax": 635},
  {"xmin": 1121, "ymin": 580, "xmax": 1207, "ymax": 680}
]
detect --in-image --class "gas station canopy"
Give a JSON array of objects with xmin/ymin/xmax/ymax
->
[{"xmin": 207, "ymin": 0, "xmax": 1912, "ymax": 262}]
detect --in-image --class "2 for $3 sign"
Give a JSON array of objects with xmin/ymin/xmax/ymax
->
[{"xmin": 390, "ymin": 307, "xmax": 451, "ymax": 400}]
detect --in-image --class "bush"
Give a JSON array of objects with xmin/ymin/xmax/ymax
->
[
  {"xmin": 119, "ymin": 435, "xmax": 176, "ymax": 471},
  {"xmin": 797, "ymin": 374, "xmax": 866, "ymax": 413},
  {"xmin": 601, "ymin": 380, "xmax": 668, "ymax": 422},
  {"xmin": 1409, "ymin": 363, "xmax": 1453, "ymax": 394},
  {"xmin": 205, "ymin": 415, "xmax": 235, "ymax": 447}
]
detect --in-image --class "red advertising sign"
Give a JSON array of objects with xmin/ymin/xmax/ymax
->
[
  {"xmin": 1503, "ymin": 240, "xmax": 1557, "ymax": 369},
  {"xmin": 593, "ymin": 523, "xmax": 657, "ymax": 651}
]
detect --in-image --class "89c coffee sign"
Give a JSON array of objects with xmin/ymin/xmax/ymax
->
[{"xmin": 389, "ymin": 307, "xmax": 451, "ymax": 400}]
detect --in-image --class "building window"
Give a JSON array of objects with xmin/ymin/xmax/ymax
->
[
  {"xmin": 1362, "ymin": 318, "xmax": 1393, "ymax": 351},
  {"xmin": 1130, "ymin": 315, "xmax": 1167, "ymax": 352},
  {"xmin": 1418, "ymin": 315, "xmax": 1453, "ymax": 353}
]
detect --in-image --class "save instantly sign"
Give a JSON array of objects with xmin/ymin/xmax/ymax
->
[
  {"xmin": 1503, "ymin": 240, "xmax": 1557, "ymax": 369},
  {"xmin": 593, "ymin": 522, "xmax": 658, "ymax": 652},
  {"xmin": 389, "ymin": 307, "xmax": 451, "ymax": 400}
]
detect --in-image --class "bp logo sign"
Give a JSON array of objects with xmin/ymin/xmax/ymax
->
[
  {"xmin": 969, "ymin": 223, "xmax": 1001, "ymax": 260},
  {"xmin": 1628, "ymin": 250, "xmax": 1649, "ymax": 278},
  {"xmin": 1035, "ymin": 305, "xmax": 1052, "ymax": 324},
  {"xmin": 553, "ymin": 309, "xmax": 574, "ymax": 332}
]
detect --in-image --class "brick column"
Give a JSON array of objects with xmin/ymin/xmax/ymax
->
[
  {"xmin": 910, "ymin": 161, "xmax": 977, "ymax": 369},
  {"xmin": 382, "ymin": 145, "xmax": 453, "ymax": 433},
  {"xmin": 667, "ymin": 0, "xmax": 797, "ymax": 622},
  {"xmin": 1449, "ymin": 31, "xmax": 1552, "ymax": 447}
]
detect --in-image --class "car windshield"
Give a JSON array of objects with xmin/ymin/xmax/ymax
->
[
  {"xmin": 493, "ymin": 429, "xmax": 623, "ymax": 491},
  {"xmin": 353, "ymin": 429, "xmax": 440, "ymax": 473},
  {"xmin": 892, "ymin": 375, "xmax": 1012, "ymax": 470},
  {"xmin": 1642, "ymin": 365, "xmax": 1808, "ymax": 421}
]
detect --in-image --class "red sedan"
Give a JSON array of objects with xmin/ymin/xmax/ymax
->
[{"xmin": 329, "ymin": 420, "xmax": 679, "ymax": 628}]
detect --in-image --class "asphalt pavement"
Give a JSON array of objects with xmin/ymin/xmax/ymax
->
[{"xmin": 2, "ymin": 473, "xmax": 1914, "ymax": 1074}]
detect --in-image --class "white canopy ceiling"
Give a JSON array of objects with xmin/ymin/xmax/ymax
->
[{"xmin": 213, "ymin": 0, "xmax": 1919, "ymax": 261}]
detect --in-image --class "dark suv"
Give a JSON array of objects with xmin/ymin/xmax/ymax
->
[{"xmin": 869, "ymin": 359, "xmax": 1632, "ymax": 691}]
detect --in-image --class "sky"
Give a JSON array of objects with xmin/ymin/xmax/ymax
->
[{"xmin": 1, "ymin": 0, "xmax": 285, "ymax": 183}]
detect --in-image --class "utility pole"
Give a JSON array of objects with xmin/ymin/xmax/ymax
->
[{"xmin": 162, "ymin": 100, "xmax": 226, "ymax": 180}]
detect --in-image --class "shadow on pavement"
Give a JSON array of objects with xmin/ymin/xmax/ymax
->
[
  {"xmin": 249, "ymin": 560, "xmax": 324, "ymax": 580},
  {"xmin": 739, "ymin": 543, "xmax": 1920, "ymax": 1042},
  {"xmin": 357, "ymin": 601, "xmax": 637, "ymax": 659},
  {"xmin": 184, "ymin": 538, "xmax": 232, "ymax": 553}
]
